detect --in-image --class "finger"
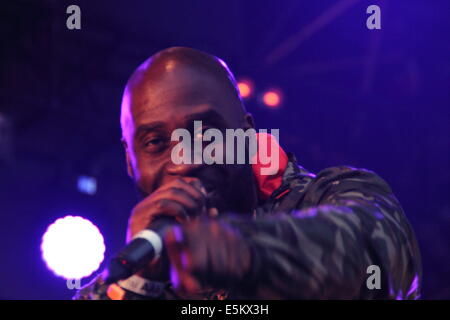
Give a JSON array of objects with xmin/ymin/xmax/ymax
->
[
  {"xmin": 205, "ymin": 223, "xmax": 229, "ymax": 279},
  {"xmin": 161, "ymin": 178, "xmax": 206, "ymax": 202},
  {"xmin": 180, "ymin": 221, "xmax": 208, "ymax": 274},
  {"xmin": 129, "ymin": 200, "xmax": 190, "ymax": 239},
  {"xmin": 175, "ymin": 178, "xmax": 208, "ymax": 209},
  {"xmin": 128, "ymin": 186, "xmax": 204, "ymax": 240},
  {"xmin": 165, "ymin": 226, "xmax": 187, "ymax": 261},
  {"xmin": 154, "ymin": 179, "xmax": 206, "ymax": 209},
  {"xmin": 147, "ymin": 199, "xmax": 191, "ymax": 225},
  {"xmin": 182, "ymin": 178, "xmax": 209, "ymax": 217},
  {"xmin": 170, "ymin": 264, "xmax": 201, "ymax": 295},
  {"xmin": 165, "ymin": 227, "xmax": 201, "ymax": 293},
  {"xmin": 208, "ymin": 207, "xmax": 219, "ymax": 218},
  {"xmin": 182, "ymin": 177, "xmax": 207, "ymax": 196},
  {"xmin": 179, "ymin": 271, "xmax": 201, "ymax": 294},
  {"xmin": 150, "ymin": 187, "xmax": 202, "ymax": 216}
]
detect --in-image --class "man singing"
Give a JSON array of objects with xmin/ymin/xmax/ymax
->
[{"xmin": 74, "ymin": 47, "xmax": 421, "ymax": 300}]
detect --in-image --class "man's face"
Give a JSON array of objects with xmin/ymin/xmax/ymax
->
[{"xmin": 122, "ymin": 63, "xmax": 257, "ymax": 215}]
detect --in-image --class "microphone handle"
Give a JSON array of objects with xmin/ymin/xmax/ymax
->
[{"xmin": 104, "ymin": 216, "xmax": 176, "ymax": 284}]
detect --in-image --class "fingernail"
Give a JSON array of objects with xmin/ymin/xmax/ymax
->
[{"xmin": 208, "ymin": 207, "xmax": 219, "ymax": 218}]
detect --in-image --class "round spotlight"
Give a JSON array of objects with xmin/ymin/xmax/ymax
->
[
  {"xmin": 41, "ymin": 215, "xmax": 105, "ymax": 279},
  {"xmin": 262, "ymin": 89, "xmax": 282, "ymax": 108},
  {"xmin": 237, "ymin": 79, "xmax": 254, "ymax": 99}
]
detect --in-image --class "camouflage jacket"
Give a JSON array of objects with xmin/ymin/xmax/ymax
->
[{"xmin": 74, "ymin": 154, "xmax": 422, "ymax": 300}]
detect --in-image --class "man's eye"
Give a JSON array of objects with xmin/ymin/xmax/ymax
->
[{"xmin": 144, "ymin": 138, "xmax": 164, "ymax": 147}]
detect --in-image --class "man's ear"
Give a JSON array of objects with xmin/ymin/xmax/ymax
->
[
  {"xmin": 243, "ymin": 112, "xmax": 255, "ymax": 129},
  {"xmin": 122, "ymin": 138, "xmax": 134, "ymax": 179}
]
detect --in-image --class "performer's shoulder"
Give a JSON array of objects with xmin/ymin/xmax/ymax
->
[{"xmin": 302, "ymin": 165, "xmax": 395, "ymax": 198}]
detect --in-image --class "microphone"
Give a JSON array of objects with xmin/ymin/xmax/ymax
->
[{"xmin": 103, "ymin": 216, "xmax": 176, "ymax": 284}]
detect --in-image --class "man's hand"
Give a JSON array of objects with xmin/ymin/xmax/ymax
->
[
  {"xmin": 164, "ymin": 218, "xmax": 253, "ymax": 296},
  {"xmin": 126, "ymin": 177, "xmax": 208, "ymax": 280},
  {"xmin": 126, "ymin": 177, "xmax": 207, "ymax": 242}
]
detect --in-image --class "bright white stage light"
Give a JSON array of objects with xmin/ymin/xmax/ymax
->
[{"xmin": 41, "ymin": 215, "xmax": 105, "ymax": 279}]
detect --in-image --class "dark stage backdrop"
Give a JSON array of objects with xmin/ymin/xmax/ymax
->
[{"xmin": 0, "ymin": 0, "xmax": 449, "ymax": 299}]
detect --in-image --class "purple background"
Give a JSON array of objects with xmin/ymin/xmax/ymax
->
[{"xmin": 0, "ymin": 0, "xmax": 449, "ymax": 299}]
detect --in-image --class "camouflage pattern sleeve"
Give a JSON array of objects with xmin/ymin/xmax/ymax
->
[{"xmin": 229, "ymin": 166, "xmax": 422, "ymax": 299}]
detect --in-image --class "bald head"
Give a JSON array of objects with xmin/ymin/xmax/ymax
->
[{"xmin": 121, "ymin": 47, "xmax": 248, "ymax": 143}]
